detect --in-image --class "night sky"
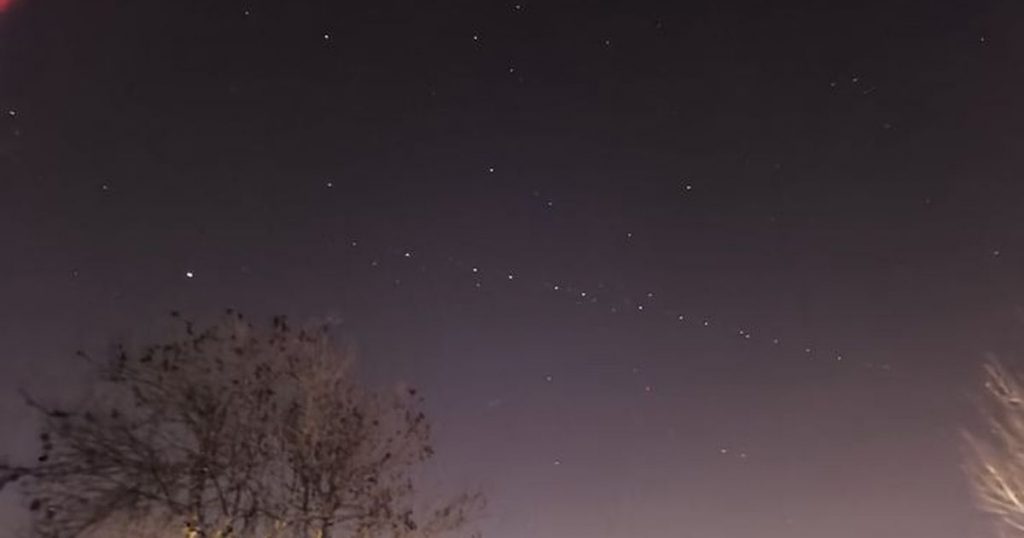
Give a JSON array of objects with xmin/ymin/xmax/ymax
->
[{"xmin": 2, "ymin": 0, "xmax": 1024, "ymax": 536}]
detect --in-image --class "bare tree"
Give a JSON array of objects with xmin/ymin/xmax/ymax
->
[
  {"xmin": 965, "ymin": 360, "xmax": 1024, "ymax": 535},
  {"xmin": 1, "ymin": 311, "xmax": 481, "ymax": 538}
]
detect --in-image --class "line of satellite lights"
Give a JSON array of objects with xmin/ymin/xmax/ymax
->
[
  {"xmin": 341, "ymin": 241, "xmax": 890, "ymax": 373},
  {"xmin": 179, "ymin": 240, "xmax": 886, "ymax": 372}
]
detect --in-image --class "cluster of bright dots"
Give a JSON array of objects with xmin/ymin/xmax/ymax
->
[{"xmin": 325, "ymin": 236, "xmax": 884, "ymax": 381}]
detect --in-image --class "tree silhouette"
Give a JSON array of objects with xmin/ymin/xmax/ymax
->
[
  {"xmin": 965, "ymin": 360, "xmax": 1024, "ymax": 535},
  {"xmin": 1, "ymin": 311, "xmax": 481, "ymax": 538}
]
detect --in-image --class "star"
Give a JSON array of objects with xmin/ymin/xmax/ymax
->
[{"xmin": 185, "ymin": 271, "xmax": 195, "ymax": 279}]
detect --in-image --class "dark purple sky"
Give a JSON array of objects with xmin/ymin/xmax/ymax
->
[{"xmin": 2, "ymin": 0, "xmax": 1024, "ymax": 536}]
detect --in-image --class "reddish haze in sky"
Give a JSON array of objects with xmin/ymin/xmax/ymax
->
[{"xmin": 0, "ymin": 0, "xmax": 14, "ymax": 13}]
